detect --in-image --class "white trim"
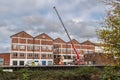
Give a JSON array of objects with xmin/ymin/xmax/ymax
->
[
  {"xmin": 35, "ymin": 38, "xmax": 53, "ymax": 41},
  {"xmin": 41, "ymin": 52, "xmax": 53, "ymax": 54}
]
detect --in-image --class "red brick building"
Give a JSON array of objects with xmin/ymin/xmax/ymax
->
[
  {"xmin": 0, "ymin": 53, "xmax": 10, "ymax": 65},
  {"xmin": 10, "ymin": 31, "xmax": 53, "ymax": 66},
  {"xmin": 84, "ymin": 53, "xmax": 120, "ymax": 65},
  {"xmin": 81, "ymin": 40, "xmax": 95, "ymax": 54},
  {"xmin": 10, "ymin": 31, "xmax": 95, "ymax": 66}
]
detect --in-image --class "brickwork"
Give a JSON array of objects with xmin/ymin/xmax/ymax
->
[
  {"xmin": 10, "ymin": 31, "xmax": 95, "ymax": 66},
  {"xmin": 84, "ymin": 53, "xmax": 119, "ymax": 65},
  {"xmin": 0, "ymin": 53, "xmax": 10, "ymax": 65}
]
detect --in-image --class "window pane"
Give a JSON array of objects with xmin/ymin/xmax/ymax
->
[
  {"xmin": 0, "ymin": 58, "xmax": 4, "ymax": 65},
  {"xmin": 19, "ymin": 61, "xmax": 24, "ymax": 65},
  {"xmin": 13, "ymin": 45, "xmax": 18, "ymax": 49},
  {"xmin": 68, "ymin": 56, "xmax": 71, "ymax": 59},
  {"xmin": 13, "ymin": 61, "xmax": 17, "ymax": 65},
  {"xmin": 13, "ymin": 53, "xmax": 17, "ymax": 57},
  {"xmin": 20, "ymin": 45, "xmax": 25, "ymax": 49},
  {"xmin": 20, "ymin": 53, "xmax": 24, "ymax": 57},
  {"xmin": 48, "ymin": 61, "xmax": 52, "ymax": 65},
  {"xmin": 41, "ymin": 46, "xmax": 46, "ymax": 50},
  {"xmin": 48, "ymin": 54, "xmax": 52, "ymax": 58},
  {"xmin": 34, "ymin": 53, "xmax": 38, "ymax": 57},
  {"xmin": 28, "ymin": 45, "xmax": 33, "ymax": 50},
  {"xmin": 47, "ymin": 46, "xmax": 52, "ymax": 50},
  {"xmin": 28, "ymin": 53, "xmax": 32, "ymax": 57},
  {"xmin": 34, "ymin": 46, "xmax": 39, "ymax": 50},
  {"xmin": 42, "ymin": 54, "xmax": 46, "ymax": 58}
]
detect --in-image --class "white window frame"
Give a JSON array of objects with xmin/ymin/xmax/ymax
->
[
  {"xmin": 13, "ymin": 45, "xmax": 18, "ymax": 49},
  {"xmin": 20, "ymin": 45, "xmax": 25, "ymax": 49}
]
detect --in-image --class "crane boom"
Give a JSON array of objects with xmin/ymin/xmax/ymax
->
[{"xmin": 53, "ymin": 6, "xmax": 80, "ymax": 60}]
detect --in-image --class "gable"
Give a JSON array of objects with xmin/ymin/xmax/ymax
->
[
  {"xmin": 11, "ymin": 31, "xmax": 33, "ymax": 38},
  {"xmin": 54, "ymin": 38, "xmax": 66, "ymax": 43},
  {"xmin": 81, "ymin": 40, "xmax": 95, "ymax": 45},
  {"xmin": 35, "ymin": 33, "xmax": 53, "ymax": 40},
  {"xmin": 68, "ymin": 39, "xmax": 80, "ymax": 44}
]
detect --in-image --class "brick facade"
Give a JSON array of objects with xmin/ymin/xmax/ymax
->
[
  {"xmin": 0, "ymin": 53, "xmax": 10, "ymax": 65},
  {"xmin": 84, "ymin": 53, "xmax": 120, "ymax": 65},
  {"xmin": 10, "ymin": 31, "xmax": 95, "ymax": 66}
]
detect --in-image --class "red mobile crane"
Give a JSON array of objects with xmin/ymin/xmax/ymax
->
[{"xmin": 53, "ymin": 6, "xmax": 83, "ymax": 65}]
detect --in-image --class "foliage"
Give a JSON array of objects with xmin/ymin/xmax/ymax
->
[
  {"xmin": 0, "ymin": 67, "xmax": 119, "ymax": 80},
  {"xmin": 101, "ymin": 66, "xmax": 120, "ymax": 80},
  {"xmin": 98, "ymin": 0, "xmax": 120, "ymax": 60},
  {"xmin": 0, "ymin": 67, "xmax": 102, "ymax": 80},
  {"xmin": 75, "ymin": 67, "xmax": 101, "ymax": 80},
  {"xmin": 97, "ymin": 1, "xmax": 120, "ymax": 80}
]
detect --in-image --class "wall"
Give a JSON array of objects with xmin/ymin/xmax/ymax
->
[{"xmin": 0, "ymin": 53, "xmax": 10, "ymax": 65}]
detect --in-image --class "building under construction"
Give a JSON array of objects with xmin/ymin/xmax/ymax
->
[{"xmin": 10, "ymin": 31, "xmax": 95, "ymax": 66}]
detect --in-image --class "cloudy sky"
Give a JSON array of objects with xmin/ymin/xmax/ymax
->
[{"xmin": 0, "ymin": 0, "xmax": 109, "ymax": 52}]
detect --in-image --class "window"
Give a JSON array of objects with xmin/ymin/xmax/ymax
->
[
  {"xmin": 20, "ymin": 53, "xmax": 24, "ymax": 57},
  {"xmin": 0, "ymin": 58, "xmax": 4, "ymax": 65},
  {"xmin": 67, "ymin": 49, "xmax": 71, "ymax": 53},
  {"xmin": 48, "ymin": 61, "xmax": 52, "ymax": 65},
  {"xmin": 28, "ymin": 45, "xmax": 33, "ymax": 50},
  {"xmin": 42, "ymin": 54, "xmax": 46, "ymax": 58},
  {"xmin": 84, "ymin": 50, "xmax": 89, "ymax": 54},
  {"xmin": 28, "ymin": 53, "xmax": 32, "ymax": 57},
  {"xmin": 47, "ymin": 46, "xmax": 52, "ymax": 50},
  {"xmin": 13, "ymin": 45, "xmax": 18, "ymax": 49},
  {"xmin": 48, "ymin": 54, "xmax": 52, "ymax": 58},
  {"xmin": 68, "ymin": 56, "xmax": 71, "ymax": 59},
  {"xmin": 78, "ymin": 50, "xmax": 81, "ymax": 53},
  {"xmin": 41, "ymin": 46, "xmax": 46, "ymax": 50},
  {"xmin": 34, "ymin": 53, "xmax": 38, "ymax": 58},
  {"xmin": 13, "ymin": 61, "xmax": 17, "ymax": 65},
  {"xmin": 20, "ymin": 45, "xmax": 25, "ymax": 49},
  {"xmin": 13, "ymin": 53, "xmax": 17, "ymax": 57},
  {"xmin": 34, "ymin": 46, "xmax": 39, "ymax": 50},
  {"xmin": 64, "ymin": 55, "xmax": 71, "ymax": 59},
  {"xmin": 19, "ymin": 61, "xmax": 24, "ymax": 65},
  {"xmin": 63, "ymin": 56, "xmax": 67, "ymax": 59},
  {"xmin": 62, "ymin": 49, "xmax": 66, "ymax": 53},
  {"xmin": 54, "ymin": 55, "xmax": 57, "ymax": 58}
]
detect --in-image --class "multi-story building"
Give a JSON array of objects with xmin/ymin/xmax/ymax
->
[
  {"xmin": 10, "ymin": 31, "xmax": 96, "ymax": 66},
  {"xmin": 10, "ymin": 31, "xmax": 33, "ymax": 66},
  {"xmin": 81, "ymin": 40, "xmax": 95, "ymax": 54},
  {"xmin": 10, "ymin": 31, "xmax": 53, "ymax": 66},
  {"xmin": 53, "ymin": 38, "xmax": 67, "ymax": 64},
  {"xmin": 34, "ymin": 33, "xmax": 53, "ymax": 66}
]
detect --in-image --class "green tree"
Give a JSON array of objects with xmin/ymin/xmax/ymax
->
[
  {"xmin": 102, "ymin": 66, "xmax": 120, "ymax": 80},
  {"xmin": 98, "ymin": 1, "xmax": 120, "ymax": 79},
  {"xmin": 98, "ymin": 0, "xmax": 120, "ymax": 62}
]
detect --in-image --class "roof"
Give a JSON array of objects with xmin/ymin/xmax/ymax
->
[
  {"xmin": 81, "ymin": 40, "xmax": 95, "ymax": 45},
  {"xmin": 67, "ymin": 39, "xmax": 80, "ymax": 44},
  {"xmin": 10, "ymin": 31, "xmax": 33, "ymax": 38},
  {"xmin": 34, "ymin": 33, "xmax": 53, "ymax": 40},
  {"xmin": 53, "ymin": 38, "xmax": 66, "ymax": 43}
]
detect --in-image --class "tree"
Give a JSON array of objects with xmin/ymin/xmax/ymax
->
[{"xmin": 98, "ymin": 0, "xmax": 120, "ymax": 61}]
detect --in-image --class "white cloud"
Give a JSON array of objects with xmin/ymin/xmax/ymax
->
[{"xmin": 0, "ymin": 0, "xmax": 108, "ymax": 52}]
